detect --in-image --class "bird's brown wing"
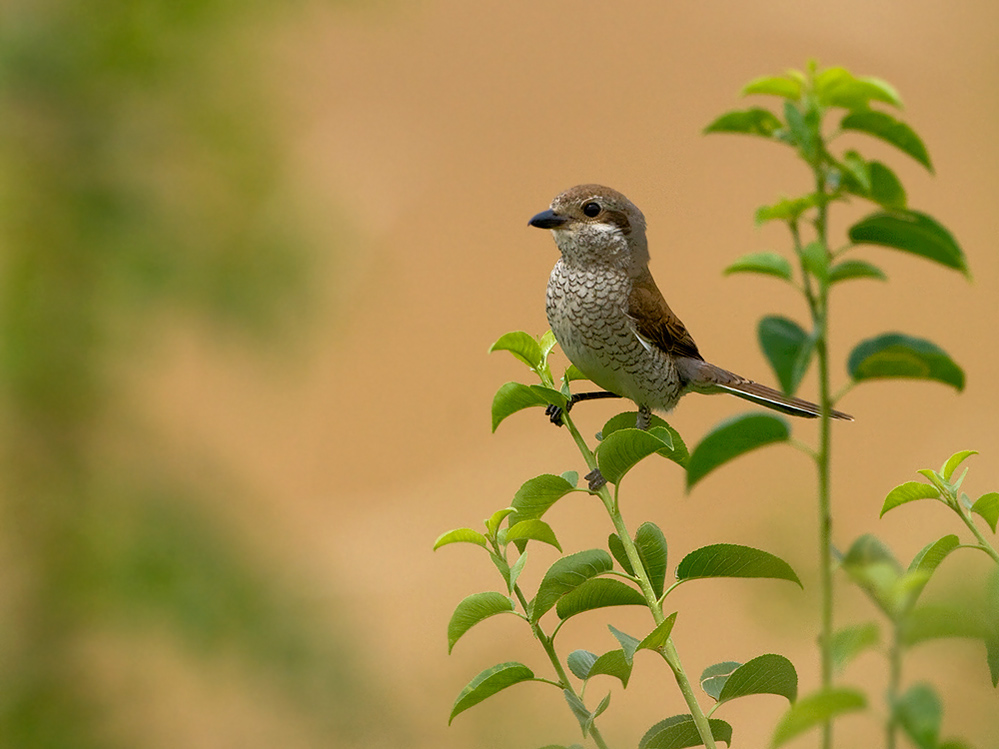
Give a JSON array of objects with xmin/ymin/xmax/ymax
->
[{"xmin": 626, "ymin": 269, "xmax": 703, "ymax": 361}]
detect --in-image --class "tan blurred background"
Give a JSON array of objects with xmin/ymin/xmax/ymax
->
[{"xmin": 3, "ymin": 1, "xmax": 998, "ymax": 747}]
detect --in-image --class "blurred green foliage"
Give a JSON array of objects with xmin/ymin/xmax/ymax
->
[{"xmin": 0, "ymin": 1, "xmax": 395, "ymax": 746}]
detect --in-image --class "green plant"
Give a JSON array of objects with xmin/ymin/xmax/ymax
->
[
  {"xmin": 835, "ymin": 449, "xmax": 999, "ymax": 749},
  {"xmin": 697, "ymin": 62, "xmax": 969, "ymax": 747},
  {"xmin": 437, "ymin": 331, "xmax": 804, "ymax": 749}
]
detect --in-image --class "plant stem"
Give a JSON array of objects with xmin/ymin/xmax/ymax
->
[
  {"xmin": 810, "ymin": 164, "xmax": 835, "ymax": 749},
  {"xmin": 560, "ymin": 410, "xmax": 717, "ymax": 749},
  {"xmin": 886, "ymin": 621, "xmax": 902, "ymax": 749},
  {"xmin": 956, "ymin": 510, "xmax": 999, "ymax": 566},
  {"xmin": 512, "ymin": 584, "xmax": 612, "ymax": 749}
]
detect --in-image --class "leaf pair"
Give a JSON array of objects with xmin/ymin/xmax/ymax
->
[
  {"xmin": 841, "ymin": 534, "xmax": 959, "ymax": 621},
  {"xmin": 532, "ymin": 549, "xmax": 638, "ymax": 624},
  {"xmin": 881, "ymin": 449, "xmax": 997, "ymax": 531}
]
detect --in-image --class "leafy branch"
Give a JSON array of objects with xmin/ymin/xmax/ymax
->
[
  {"xmin": 438, "ymin": 331, "xmax": 804, "ymax": 748},
  {"xmin": 701, "ymin": 61, "xmax": 969, "ymax": 748}
]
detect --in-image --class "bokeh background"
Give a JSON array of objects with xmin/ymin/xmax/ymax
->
[{"xmin": 2, "ymin": 1, "xmax": 997, "ymax": 747}]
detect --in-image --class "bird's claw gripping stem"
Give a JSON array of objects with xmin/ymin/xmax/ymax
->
[
  {"xmin": 636, "ymin": 405, "xmax": 651, "ymax": 430},
  {"xmin": 585, "ymin": 468, "xmax": 607, "ymax": 491},
  {"xmin": 546, "ymin": 391, "xmax": 623, "ymax": 427}
]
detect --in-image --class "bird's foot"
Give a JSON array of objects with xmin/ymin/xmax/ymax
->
[
  {"xmin": 585, "ymin": 468, "xmax": 607, "ymax": 492},
  {"xmin": 545, "ymin": 403, "xmax": 566, "ymax": 427},
  {"xmin": 635, "ymin": 405, "xmax": 651, "ymax": 431}
]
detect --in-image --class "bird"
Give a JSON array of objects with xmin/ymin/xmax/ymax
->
[{"xmin": 529, "ymin": 184, "xmax": 852, "ymax": 445}]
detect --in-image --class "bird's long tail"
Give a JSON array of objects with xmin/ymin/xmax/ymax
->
[{"xmin": 680, "ymin": 359, "xmax": 853, "ymax": 421}]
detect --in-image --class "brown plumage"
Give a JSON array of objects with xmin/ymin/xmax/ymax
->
[{"xmin": 530, "ymin": 184, "xmax": 852, "ymax": 422}]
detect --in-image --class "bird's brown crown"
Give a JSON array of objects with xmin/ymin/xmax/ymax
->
[{"xmin": 549, "ymin": 184, "xmax": 646, "ymax": 237}]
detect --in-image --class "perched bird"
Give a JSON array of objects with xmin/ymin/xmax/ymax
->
[{"xmin": 529, "ymin": 184, "xmax": 852, "ymax": 438}]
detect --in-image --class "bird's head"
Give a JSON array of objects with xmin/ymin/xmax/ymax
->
[{"xmin": 529, "ymin": 184, "xmax": 649, "ymax": 272}]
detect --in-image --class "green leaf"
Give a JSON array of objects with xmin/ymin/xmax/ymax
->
[
  {"xmin": 828, "ymin": 259, "xmax": 887, "ymax": 284},
  {"xmin": 675, "ymin": 544, "xmax": 802, "ymax": 588},
  {"xmin": 755, "ymin": 194, "xmax": 818, "ymax": 224},
  {"xmin": 555, "ymin": 578, "xmax": 646, "ymax": 620},
  {"xmin": 842, "ymin": 535, "xmax": 917, "ymax": 617},
  {"xmin": 716, "ymin": 654, "xmax": 797, "ymax": 706},
  {"xmin": 895, "ymin": 684, "xmax": 941, "ymax": 749},
  {"xmin": 723, "ymin": 251, "xmax": 793, "ymax": 281},
  {"xmin": 434, "ymin": 527, "xmax": 488, "ymax": 550},
  {"xmin": 841, "ymin": 110, "xmax": 931, "ymax": 170},
  {"xmin": 848, "ymin": 333, "xmax": 965, "ymax": 391},
  {"xmin": 490, "ymin": 331, "xmax": 543, "ymax": 370},
  {"xmin": 918, "ymin": 468, "xmax": 951, "ymax": 496},
  {"xmin": 640, "ymin": 715, "xmax": 733, "ymax": 749},
  {"xmin": 607, "ymin": 533, "xmax": 634, "ymax": 575},
  {"xmin": 971, "ymin": 492, "xmax": 999, "ymax": 532},
  {"xmin": 509, "ymin": 550, "xmax": 528, "ymax": 591},
  {"xmin": 848, "ymin": 210, "xmax": 968, "ymax": 275},
  {"xmin": 564, "ymin": 364, "xmax": 590, "ymax": 382},
  {"xmin": 608, "ymin": 624, "xmax": 641, "ymax": 665},
  {"xmin": 492, "ymin": 382, "xmax": 568, "ymax": 431},
  {"xmin": 900, "ymin": 603, "xmax": 989, "ymax": 646},
  {"xmin": 700, "ymin": 661, "xmax": 741, "ymax": 701},
  {"xmin": 758, "ymin": 316, "xmax": 814, "ymax": 396},
  {"xmin": 601, "ymin": 412, "xmax": 688, "ymax": 467},
  {"xmin": 563, "ymin": 690, "xmax": 592, "ymax": 736},
  {"xmin": 742, "ymin": 75, "xmax": 802, "ymax": 100},
  {"xmin": 881, "ymin": 480, "xmax": 941, "ymax": 516},
  {"xmin": 771, "ymin": 688, "xmax": 866, "ymax": 747},
  {"xmin": 449, "ymin": 662, "xmax": 535, "ymax": 723},
  {"xmin": 906, "ymin": 535, "xmax": 960, "ymax": 604},
  {"xmin": 532, "ymin": 550, "xmax": 613, "ymax": 622},
  {"xmin": 563, "ymin": 689, "xmax": 610, "ymax": 738},
  {"xmin": 801, "ymin": 240, "xmax": 829, "ymax": 282},
  {"xmin": 539, "ymin": 329, "xmax": 559, "ymax": 362},
  {"xmin": 638, "ymin": 612, "xmax": 678, "ymax": 653},
  {"xmin": 596, "ymin": 427, "xmax": 670, "ymax": 485},
  {"xmin": 588, "ymin": 649, "xmax": 633, "ymax": 688},
  {"xmin": 840, "ymin": 149, "xmax": 870, "ymax": 192},
  {"xmin": 941, "ymin": 449, "xmax": 977, "ymax": 481},
  {"xmin": 608, "ymin": 527, "xmax": 668, "ymax": 597},
  {"xmin": 830, "ymin": 623, "xmax": 880, "ymax": 671},
  {"xmin": 909, "ymin": 535, "xmax": 960, "ymax": 576},
  {"xmin": 784, "ymin": 101, "xmax": 818, "ymax": 159},
  {"xmin": 448, "ymin": 592, "xmax": 516, "ymax": 653},
  {"xmin": 490, "ymin": 554, "xmax": 513, "ymax": 591},
  {"xmin": 505, "ymin": 520, "xmax": 562, "ymax": 552},
  {"xmin": 486, "ymin": 507, "xmax": 516, "ymax": 536},
  {"xmin": 816, "ymin": 67, "xmax": 902, "ymax": 109},
  {"xmin": 844, "ymin": 533, "xmax": 900, "ymax": 570},
  {"xmin": 591, "ymin": 692, "xmax": 611, "ymax": 730},
  {"xmin": 704, "ymin": 107, "xmax": 783, "ymax": 137},
  {"xmin": 567, "ymin": 649, "xmax": 598, "ymax": 680},
  {"xmin": 635, "ymin": 522, "xmax": 669, "ymax": 598},
  {"xmin": 510, "ymin": 474, "xmax": 577, "ymax": 525},
  {"xmin": 686, "ymin": 413, "xmax": 790, "ymax": 490},
  {"xmin": 840, "ymin": 157, "xmax": 908, "ymax": 210},
  {"xmin": 867, "ymin": 161, "xmax": 908, "ymax": 209}
]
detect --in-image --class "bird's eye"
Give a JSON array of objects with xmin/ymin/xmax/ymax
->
[{"xmin": 582, "ymin": 201, "xmax": 601, "ymax": 218}]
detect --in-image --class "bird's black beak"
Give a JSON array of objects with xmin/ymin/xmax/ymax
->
[{"xmin": 528, "ymin": 209, "xmax": 568, "ymax": 229}]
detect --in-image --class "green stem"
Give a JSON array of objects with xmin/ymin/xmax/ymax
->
[
  {"xmin": 956, "ymin": 509, "xmax": 999, "ymax": 566},
  {"xmin": 560, "ymin": 410, "xmax": 717, "ymax": 749},
  {"xmin": 812, "ymin": 168, "xmax": 835, "ymax": 749},
  {"xmin": 512, "ymin": 584, "xmax": 612, "ymax": 749},
  {"xmin": 886, "ymin": 621, "xmax": 902, "ymax": 749}
]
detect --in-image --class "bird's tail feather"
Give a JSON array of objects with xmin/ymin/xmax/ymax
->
[{"xmin": 681, "ymin": 360, "xmax": 853, "ymax": 421}]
